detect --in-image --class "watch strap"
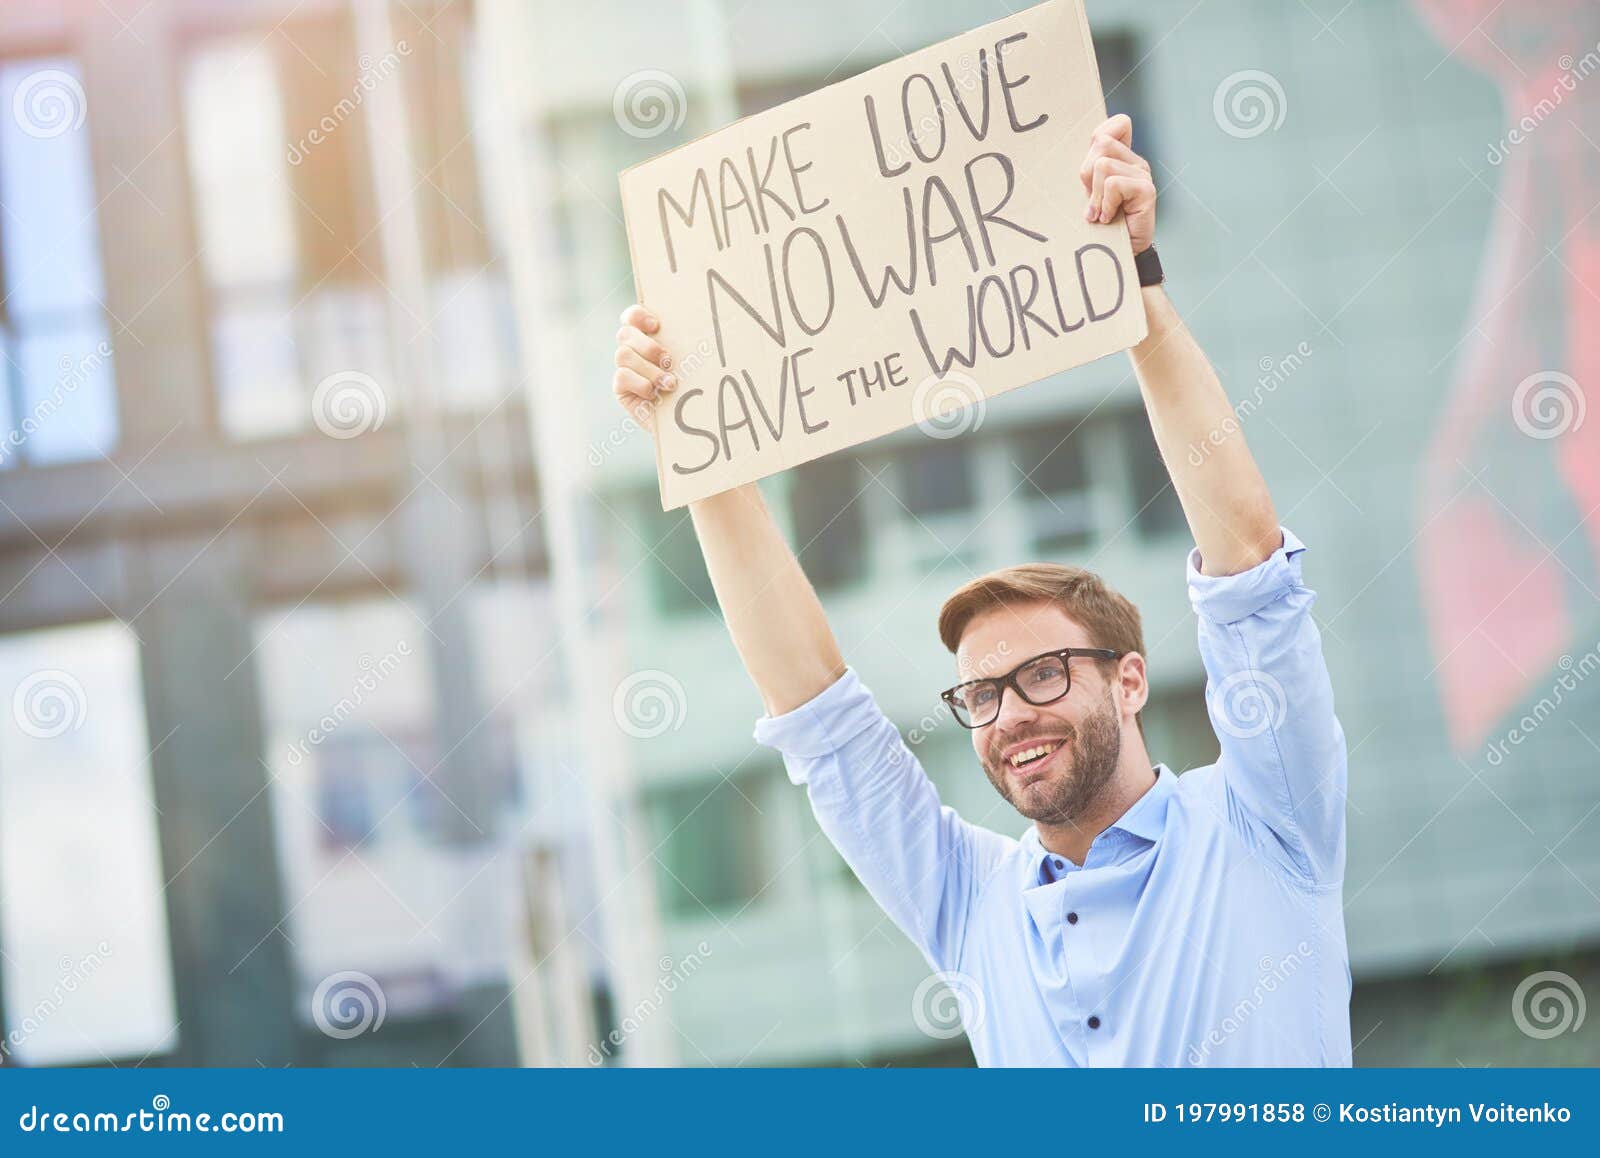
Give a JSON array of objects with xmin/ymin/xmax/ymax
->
[{"xmin": 1135, "ymin": 245, "xmax": 1164, "ymax": 287}]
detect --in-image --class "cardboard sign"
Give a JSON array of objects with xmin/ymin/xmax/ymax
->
[{"xmin": 620, "ymin": 0, "xmax": 1147, "ymax": 509}]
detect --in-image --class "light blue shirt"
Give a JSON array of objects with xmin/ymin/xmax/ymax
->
[{"xmin": 753, "ymin": 528, "xmax": 1351, "ymax": 1066}]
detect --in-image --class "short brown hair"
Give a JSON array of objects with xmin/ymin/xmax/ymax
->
[{"xmin": 938, "ymin": 563, "xmax": 1146, "ymax": 729}]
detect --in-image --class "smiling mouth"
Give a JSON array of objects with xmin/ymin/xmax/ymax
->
[{"xmin": 1007, "ymin": 742, "xmax": 1060, "ymax": 771}]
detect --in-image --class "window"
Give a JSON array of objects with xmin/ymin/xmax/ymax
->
[
  {"xmin": 648, "ymin": 775, "xmax": 766, "ymax": 917},
  {"xmin": 0, "ymin": 57, "xmax": 118, "ymax": 468},
  {"xmin": 640, "ymin": 497, "xmax": 716, "ymax": 616},
  {"xmin": 0, "ymin": 620, "xmax": 178, "ymax": 1065},
  {"xmin": 396, "ymin": 3, "xmax": 520, "ymax": 412},
  {"xmin": 790, "ymin": 457, "xmax": 866, "ymax": 592},
  {"xmin": 1096, "ymin": 33, "xmax": 1150, "ymax": 165},
  {"xmin": 184, "ymin": 26, "xmax": 389, "ymax": 439},
  {"xmin": 1123, "ymin": 410, "xmax": 1185, "ymax": 540},
  {"xmin": 1143, "ymin": 684, "xmax": 1219, "ymax": 773},
  {"xmin": 893, "ymin": 442, "xmax": 974, "ymax": 518},
  {"xmin": 1014, "ymin": 419, "xmax": 1094, "ymax": 553}
]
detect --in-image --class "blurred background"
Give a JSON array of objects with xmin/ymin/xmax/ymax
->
[{"xmin": 0, "ymin": 0, "xmax": 1596, "ymax": 1068}]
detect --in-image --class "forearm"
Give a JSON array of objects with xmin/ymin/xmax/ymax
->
[
  {"xmin": 688, "ymin": 482, "xmax": 847, "ymax": 715},
  {"xmin": 1129, "ymin": 286, "xmax": 1281, "ymax": 576}
]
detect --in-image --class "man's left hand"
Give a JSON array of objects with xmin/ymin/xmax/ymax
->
[{"xmin": 1079, "ymin": 113, "xmax": 1156, "ymax": 255}]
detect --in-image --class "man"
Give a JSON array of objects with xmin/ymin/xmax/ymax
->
[{"xmin": 611, "ymin": 115, "xmax": 1350, "ymax": 1067}]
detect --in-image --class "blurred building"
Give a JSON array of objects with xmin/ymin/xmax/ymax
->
[
  {"xmin": 0, "ymin": 0, "xmax": 604, "ymax": 1066},
  {"xmin": 482, "ymin": 0, "xmax": 1600, "ymax": 1066},
  {"xmin": 0, "ymin": 0, "xmax": 1596, "ymax": 1069}
]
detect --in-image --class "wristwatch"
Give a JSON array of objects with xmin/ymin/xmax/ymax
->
[{"xmin": 1135, "ymin": 245, "xmax": 1164, "ymax": 287}]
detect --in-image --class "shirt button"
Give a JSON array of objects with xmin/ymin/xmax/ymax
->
[
  {"xmin": 1053, "ymin": 858, "xmax": 1064, "ymax": 870},
  {"xmin": 1067, "ymin": 911, "xmax": 1079, "ymax": 925},
  {"xmin": 1087, "ymin": 1015, "xmax": 1102, "ymax": 1030}
]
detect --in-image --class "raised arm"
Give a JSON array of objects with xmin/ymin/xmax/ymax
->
[
  {"xmin": 1082, "ymin": 115, "xmax": 1281, "ymax": 575},
  {"xmin": 614, "ymin": 305, "xmax": 844, "ymax": 715},
  {"xmin": 613, "ymin": 307, "xmax": 1012, "ymax": 961},
  {"xmin": 1085, "ymin": 116, "xmax": 1346, "ymax": 886}
]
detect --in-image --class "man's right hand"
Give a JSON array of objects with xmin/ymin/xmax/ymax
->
[{"xmin": 613, "ymin": 304, "xmax": 676, "ymax": 432}]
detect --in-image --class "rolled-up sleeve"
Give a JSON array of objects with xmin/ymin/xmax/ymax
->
[
  {"xmin": 754, "ymin": 668, "xmax": 1013, "ymax": 968},
  {"xmin": 1187, "ymin": 528, "xmax": 1347, "ymax": 887}
]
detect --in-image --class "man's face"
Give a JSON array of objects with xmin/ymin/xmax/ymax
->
[{"xmin": 956, "ymin": 601, "xmax": 1128, "ymax": 826}]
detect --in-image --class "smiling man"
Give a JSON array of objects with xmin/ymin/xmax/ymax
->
[{"xmin": 611, "ymin": 115, "xmax": 1350, "ymax": 1067}]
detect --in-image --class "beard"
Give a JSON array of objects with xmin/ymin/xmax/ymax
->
[{"xmin": 981, "ymin": 685, "xmax": 1123, "ymax": 826}]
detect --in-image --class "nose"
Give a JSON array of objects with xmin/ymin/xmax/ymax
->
[{"xmin": 990, "ymin": 683, "xmax": 1042, "ymax": 733}]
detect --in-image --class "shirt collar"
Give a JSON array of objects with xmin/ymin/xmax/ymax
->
[
  {"xmin": 1022, "ymin": 764, "xmax": 1176, "ymax": 867},
  {"xmin": 1110, "ymin": 764, "xmax": 1176, "ymax": 843}
]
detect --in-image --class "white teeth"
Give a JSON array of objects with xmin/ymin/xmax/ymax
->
[{"xmin": 1009, "ymin": 743, "xmax": 1058, "ymax": 767}]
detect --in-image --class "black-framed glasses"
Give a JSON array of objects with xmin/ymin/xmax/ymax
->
[{"xmin": 939, "ymin": 647, "xmax": 1123, "ymax": 729}]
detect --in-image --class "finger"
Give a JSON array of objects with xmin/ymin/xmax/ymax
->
[
  {"xmin": 604, "ymin": 345, "xmax": 668, "ymax": 391},
  {"xmin": 615, "ymin": 346, "xmax": 676, "ymax": 392},
  {"xmin": 619, "ymin": 304, "xmax": 659, "ymax": 334},
  {"xmin": 1101, "ymin": 174, "xmax": 1153, "ymax": 224},
  {"xmin": 1079, "ymin": 134, "xmax": 1148, "ymax": 190},
  {"xmin": 1093, "ymin": 113, "xmax": 1133, "ymax": 147},
  {"xmin": 1087, "ymin": 157, "xmax": 1142, "ymax": 221},
  {"xmin": 618, "ymin": 325, "xmax": 671, "ymax": 370},
  {"xmin": 612, "ymin": 366, "xmax": 658, "ymax": 403}
]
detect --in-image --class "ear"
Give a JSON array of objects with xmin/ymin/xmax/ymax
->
[{"xmin": 1115, "ymin": 652, "xmax": 1148, "ymax": 720}]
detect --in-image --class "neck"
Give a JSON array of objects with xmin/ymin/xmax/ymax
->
[{"xmin": 1035, "ymin": 739, "xmax": 1157, "ymax": 866}]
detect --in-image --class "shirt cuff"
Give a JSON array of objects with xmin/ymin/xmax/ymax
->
[
  {"xmin": 752, "ymin": 667, "xmax": 884, "ymax": 759},
  {"xmin": 1186, "ymin": 526, "xmax": 1307, "ymax": 625}
]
